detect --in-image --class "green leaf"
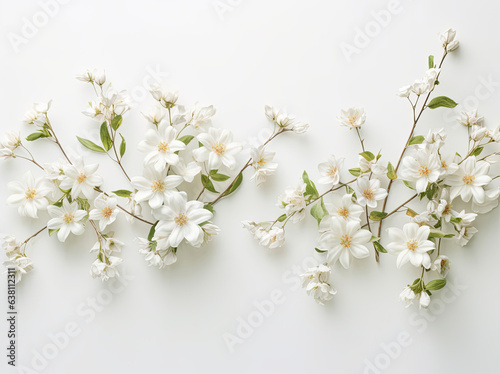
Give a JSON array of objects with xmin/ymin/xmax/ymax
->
[
  {"xmin": 403, "ymin": 180, "xmax": 415, "ymax": 190},
  {"xmin": 99, "ymin": 122, "xmax": 112, "ymax": 151},
  {"xmin": 427, "ymin": 96, "xmax": 458, "ymax": 109},
  {"xmin": 48, "ymin": 228, "xmax": 59, "ymax": 236},
  {"xmin": 359, "ymin": 151, "xmax": 375, "ymax": 161},
  {"xmin": 112, "ymin": 189, "xmax": 132, "ymax": 197},
  {"xmin": 147, "ymin": 222, "xmax": 158, "ymax": 241},
  {"xmin": 203, "ymin": 203, "xmax": 214, "ymax": 214},
  {"xmin": 373, "ymin": 241, "xmax": 387, "ymax": 253},
  {"xmin": 410, "ymin": 278, "xmax": 423, "ymax": 294},
  {"xmin": 369, "ymin": 235, "xmax": 380, "ymax": 243},
  {"xmin": 428, "ymin": 230, "xmax": 447, "ymax": 239},
  {"xmin": 387, "ymin": 162, "xmax": 397, "ymax": 180},
  {"xmin": 369, "ymin": 211, "xmax": 388, "ymax": 221},
  {"xmin": 315, "ymin": 248, "xmax": 327, "ymax": 253},
  {"xmin": 209, "ymin": 170, "xmax": 231, "ymax": 182},
  {"xmin": 310, "ymin": 197, "xmax": 328, "ymax": 224},
  {"xmin": 426, "ymin": 278, "xmax": 446, "ymax": 291},
  {"xmin": 111, "ymin": 115, "xmax": 123, "ymax": 131},
  {"xmin": 76, "ymin": 197, "xmax": 90, "ymax": 211},
  {"xmin": 450, "ymin": 216, "xmax": 462, "ymax": 224},
  {"xmin": 302, "ymin": 171, "xmax": 319, "ymax": 199},
  {"xmin": 201, "ymin": 174, "xmax": 218, "ymax": 193},
  {"xmin": 178, "ymin": 135, "xmax": 194, "ymax": 145},
  {"xmin": 223, "ymin": 172, "xmax": 243, "ymax": 197},
  {"xmin": 408, "ymin": 135, "xmax": 425, "ymax": 145},
  {"xmin": 26, "ymin": 132, "xmax": 48, "ymax": 141},
  {"xmin": 406, "ymin": 208, "xmax": 417, "ymax": 217},
  {"xmin": 428, "ymin": 55, "xmax": 434, "ymax": 68},
  {"xmin": 119, "ymin": 134, "xmax": 126, "ymax": 158},
  {"xmin": 470, "ymin": 146, "xmax": 484, "ymax": 157},
  {"xmin": 277, "ymin": 214, "xmax": 287, "ymax": 222},
  {"xmin": 348, "ymin": 168, "xmax": 361, "ymax": 177},
  {"xmin": 77, "ymin": 136, "xmax": 106, "ymax": 153}
]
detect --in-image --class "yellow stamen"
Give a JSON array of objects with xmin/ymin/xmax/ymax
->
[
  {"xmin": 151, "ymin": 180, "xmax": 165, "ymax": 192},
  {"xmin": 362, "ymin": 189, "xmax": 374, "ymax": 201},
  {"xmin": 174, "ymin": 213, "xmax": 189, "ymax": 226},
  {"xmin": 102, "ymin": 207, "xmax": 113, "ymax": 219},
  {"xmin": 77, "ymin": 173, "xmax": 87, "ymax": 184},
  {"xmin": 462, "ymin": 174, "xmax": 475, "ymax": 185},
  {"xmin": 63, "ymin": 213, "xmax": 74, "ymax": 224},
  {"xmin": 25, "ymin": 188, "xmax": 37, "ymax": 200},
  {"xmin": 327, "ymin": 166, "xmax": 338, "ymax": 176},
  {"xmin": 340, "ymin": 234, "xmax": 352, "ymax": 248},
  {"xmin": 418, "ymin": 166, "xmax": 430, "ymax": 177},
  {"xmin": 407, "ymin": 240, "xmax": 418, "ymax": 251},
  {"xmin": 157, "ymin": 141, "xmax": 169, "ymax": 153},
  {"xmin": 212, "ymin": 142, "xmax": 226, "ymax": 156},
  {"xmin": 337, "ymin": 207, "xmax": 349, "ymax": 218}
]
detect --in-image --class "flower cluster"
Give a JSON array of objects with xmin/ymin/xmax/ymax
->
[
  {"xmin": 1, "ymin": 69, "xmax": 307, "ymax": 283},
  {"xmin": 244, "ymin": 29, "xmax": 500, "ymax": 308}
]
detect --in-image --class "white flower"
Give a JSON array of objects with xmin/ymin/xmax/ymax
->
[
  {"xmin": 458, "ymin": 110, "xmax": 483, "ymax": 127},
  {"xmin": 149, "ymin": 83, "xmax": 178, "ymax": 108},
  {"xmin": 424, "ymin": 68, "xmax": 440, "ymax": 90},
  {"xmin": 318, "ymin": 155, "xmax": 343, "ymax": 185},
  {"xmin": 424, "ymin": 128, "xmax": 447, "ymax": 147},
  {"xmin": 7, "ymin": 171, "xmax": 52, "ymax": 218},
  {"xmin": 358, "ymin": 155, "xmax": 387, "ymax": 177},
  {"xmin": 387, "ymin": 223, "xmax": 434, "ymax": 269},
  {"xmin": 401, "ymin": 150, "xmax": 441, "ymax": 193},
  {"xmin": 440, "ymin": 28, "xmax": 459, "ymax": 51},
  {"xmin": 472, "ymin": 187, "xmax": 500, "ymax": 214},
  {"xmin": 398, "ymin": 85, "xmax": 412, "ymax": 98},
  {"xmin": 152, "ymin": 192, "xmax": 213, "ymax": 248},
  {"xmin": 89, "ymin": 193, "xmax": 119, "ymax": 231},
  {"xmin": 439, "ymin": 153, "xmax": 459, "ymax": 176},
  {"xmin": 338, "ymin": 107, "xmax": 366, "ymax": 129},
  {"xmin": 452, "ymin": 210, "xmax": 478, "ymax": 247},
  {"xmin": 83, "ymin": 88, "xmax": 130, "ymax": 122},
  {"xmin": 138, "ymin": 123, "xmax": 186, "ymax": 171},
  {"xmin": 456, "ymin": 225, "xmax": 478, "ymax": 246},
  {"xmin": 411, "ymin": 212, "xmax": 433, "ymax": 227},
  {"xmin": 60, "ymin": 158, "xmax": 103, "ymax": 200},
  {"xmin": 323, "ymin": 193, "xmax": 363, "ymax": 223},
  {"xmin": 33, "ymin": 100, "xmax": 52, "ymax": 113},
  {"xmin": 142, "ymin": 106, "xmax": 167, "ymax": 125},
  {"xmin": 1, "ymin": 131, "xmax": 21, "ymax": 151},
  {"xmin": 76, "ymin": 68, "xmax": 106, "ymax": 85},
  {"xmin": 22, "ymin": 109, "xmax": 43, "ymax": 126},
  {"xmin": 47, "ymin": 199, "xmax": 87, "ymax": 242},
  {"xmin": 172, "ymin": 160, "xmax": 202, "ymax": 183},
  {"xmin": 399, "ymin": 286, "xmax": 416, "ymax": 307},
  {"xmin": 43, "ymin": 160, "xmax": 68, "ymax": 181},
  {"xmin": 90, "ymin": 235, "xmax": 124, "ymax": 257},
  {"xmin": 124, "ymin": 193, "xmax": 143, "ymax": 224},
  {"xmin": 201, "ymin": 223, "xmax": 220, "ymax": 245},
  {"xmin": 470, "ymin": 125, "xmax": 488, "ymax": 142},
  {"xmin": 0, "ymin": 148, "xmax": 15, "ymax": 159},
  {"xmin": 411, "ymin": 79, "xmax": 429, "ymax": 95},
  {"xmin": 258, "ymin": 227, "xmax": 285, "ymax": 249},
  {"xmin": 432, "ymin": 255, "xmax": 450, "ymax": 277},
  {"xmin": 427, "ymin": 188, "xmax": 455, "ymax": 222},
  {"xmin": 2, "ymin": 235, "xmax": 23, "ymax": 258},
  {"xmin": 138, "ymin": 238, "xmax": 177, "ymax": 268},
  {"xmin": 354, "ymin": 177, "xmax": 387, "ymax": 208},
  {"xmin": 486, "ymin": 125, "xmax": 500, "ymax": 142},
  {"xmin": 300, "ymin": 265, "xmax": 337, "ymax": 305},
  {"xmin": 446, "ymin": 156, "xmax": 492, "ymax": 204},
  {"xmin": 185, "ymin": 104, "xmax": 215, "ymax": 131},
  {"xmin": 3, "ymin": 255, "xmax": 34, "ymax": 283},
  {"xmin": 90, "ymin": 256, "xmax": 122, "ymax": 281},
  {"xmin": 291, "ymin": 122, "xmax": 309, "ymax": 134},
  {"xmin": 242, "ymin": 221, "xmax": 268, "ymax": 241},
  {"xmin": 264, "ymin": 105, "xmax": 281, "ymax": 122},
  {"xmin": 250, "ymin": 146, "xmax": 278, "ymax": 186},
  {"xmin": 419, "ymin": 292, "xmax": 431, "ymax": 309},
  {"xmin": 193, "ymin": 128, "xmax": 242, "ymax": 170},
  {"xmin": 317, "ymin": 218, "xmax": 371, "ymax": 269},
  {"xmin": 131, "ymin": 167, "xmax": 183, "ymax": 209},
  {"xmin": 277, "ymin": 182, "xmax": 306, "ymax": 222}
]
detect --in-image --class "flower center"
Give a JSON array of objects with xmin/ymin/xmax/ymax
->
[
  {"xmin": 212, "ymin": 142, "xmax": 226, "ymax": 155},
  {"xmin": 349, "ymin": 115, "xmax": 357, "ymax": 124},
  {"xmin": 257, "ymin": 158, "xmax": 266, "ymax": 167},
  {"xmin": 157, "ymin": 141, "xmax": 169, "ymax": 153},
  {"xmin": 337, "ymin": 207, "xmax": 349, "ymax": 218},
  {"xmin": 362, "ymin": 188, "xmax": 374, "ymax": 201},
  {"xmin": 174, "ymin": 213, "xmax": 189, "ymax": 226},
  {"xmin": 406, "ymin": 240, "xmax": 418, "ymax": 251},
  {"xmin": 418, "ymin": 166, "xmax": 430, "ymax": 177},
  {"xmin": 63, "ymin": 213, "xmax": 75, "ymax": 224},
  {"xmin": 462, "ymin": 174, "xmax": 475, "ymax": 185},
  {"xmin": 441, "ymin": 160, "xmax": 448, "ymax": 169},
  {"xmin": 442, "ymin": 204, "xmax": 452, "ymax": 215},
  {"xmin": 25, "ymin": 188, "xmax": 37, "ymax": 200},
  {"xmin": 101, "ymin": 207, "xmax": 113, "ymax": 219},
  {"xmin": 340, "ymin": 234, "xmax": 352, "ymax": 248},
  {"xmin": 151, "ymin": 180, "xmax": 165, "ymax": 192},
  {"xmin": 327, "ymin": 166, "xmax": 338, "ymax": 176},
  {"xmin": 77, "ymin": 172, "xmax": 87, "ymax": 184}
]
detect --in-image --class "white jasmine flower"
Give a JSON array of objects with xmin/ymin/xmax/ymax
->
[
  {"xmin": 172, "ymin": 160, "xmax": 202, "ymax": 183},
  {"xmin": 90, "ymin": 235, "xmax": 124, "ymax": 257},
  {"xmin": 425, "ymin": 128, "xmax": 447, "ymax": 147},
  {"xmin": 411, "ymin": 212, "xmax": 433, "ymax": 227},
  {"xmin": 300, "ymin": 264, "xmax": 337, "ymax": 305},
  {"xmin": 291, "ymin": 122, "xmax": 309, "ymax": 134},
  {"xmin": 7, "ymin": 171, "xmax": 52, "ymax": 218},
  {"xmin": 89, "ymin": 193, "xmax": 120, "ymax": 231},
  {"xmin": 185, "ymin": 104, "xmax": 216, "ymax": 131},
  {"xmin": 277, "ymin": 182, "xmax": 306, "ymax": 222},
  {"xmin": 318, "ymin": 155, "xmax": 343, "ymax": 185},
  {"xmin": 470, "ymin": 125, "xmax": 488, "ymax": 142},
  {"xmin": 439, "ymin": 153, "xmax": 459, "ymax": 176},
  {"xmin": 398, "ymin": 85, "xmax": 412, "ymax": 98},
  {"xmin": 43, "ymin": 160, "xmax": 68, "ymax": 181},
  {"xmin": 131, "ymin": 167, "xmax": 183, "ymax": 210},
  {"xmin": 440, "ymin": 28, "xmax": 459, "ymax": 51},
  {"xmin": 142, "ymin": 106, "xmax": 167, "ymax": 125},
  {"xmin": 456, "ymin": 225, "xmax": 478, "ymax": 246},
  {"xmin": 1, "ymin": 131, "xmax": 21, "ymax": 151},
  {"xmin": 149, "ymin": 83, "xmax": 178, "ymax": 108},
  {"xmin": 387, "ymin": 223, "xmax": 434, "ymax": 269},
  {"xmin": 138, "ymin": 122, "xmax": 186, "ymax": 171},
  {"xmin": 0, "ymin": 148, "xmax": 15, "ymax": 159},
  {"xmin": 201, "ymin": 223, "xmax": 221, "ymax": 245},
  {"xmin": 101, "ymin": 87, "xmax": 131, "ymax": 118},
  {"xmin": 411, "ymin": 79, "xmax": 429, "ymax": 95},
  {"xmin": 446, "ymin": 156, "xmax": 492, "ymax": 204},
  {"xmin": 47, "ymin": 199, "xmax": 87, "ymax": 242},
  {"xmin": 76, "ymin": 68, "xmax": 106, "ymax": 85},
  {"xmin": 419, "ymin": 292, "xmax": 431, "ymax": 309},
  {"xmin": 424, "ymin": 68, "xmax": 440, "ymax": 89},
  {"xmin": 60, "ymin": 158, "xmax": 103, "ymax": 200},
  {"xmin": 472, "ymin": 187, "xmax": 500, "ymax": 214},
  {"xmin": 323, "ymin": 193, "xmax": 363, "ymax": 223},
  {"xmin": 401, "ymin": 150, "xmax": 441, "ymax": 193},
  {"xmin": 153, "ymin": 191, "xmax": 213, "ymax": 248},
  {"xmin": 3, "ymin": 255, "xmax": 34, "ymax": 283},
  {"xmin": 359, "ymin": 155, "xmax": 387, "ymax": 177},
  {"xmin": 250, "ymin": 146, "xmax": 278, "ymax": 186},
  {"xmin": 258, "ymin": 227, "xmax": 285, "ymax": 249},
  {"xmin": 138, "ymin": 238, "xmax": 177, "ymax": 268},
  {"xmin": 33, "ymin": 100, "xmax": 52, "ymax": 113},
  {"xmin": 193, "ymin": 128, "xmax": 242, "ymax": 170},
  {"xmin": 486, "ymin": 126, "xmax": 500, "ymax": 142},
  {"xmin": 399, "ymin": 286, "xmax": 416, "ymax": 307},
  {"xmin": 22, "ymin": 109, "xmax": 43, "ymax": 125},
  {"xmin": 432, "ymin": 255, "xmax": 450, "ymax": 277},
  {"xmin": 427, "ymin": 188, "xmax": 455, "ymax": 222},
  {"xmin": 124, "ymin": 193, "xmax": 143, "ymax": 224},
  {"xmin": 242, "ymin": 221, "xmax": 268, "ymax": 242},
  {"xmin": 458, "ymin": 110, "xmax": 483, "ymax": 127},
  {"xmin": 354, "ymin": 177, "xmax": 387, "ymax": 208},
  {"xmin": 90, "ymin": 256, "xmax": 122, "ymax": 281},
  {"xmin": 317, "ymin": 218, "xmax": 371, "ymax": 269},
  {"xmin": 264, "ymin": 105, "xmax": 281, "ymax": 123},
  {"xmin": 338, "ymin": 107, "xmax": 366, "ymax": 129},
  {"xmin": 2, "ymin": 235, "xmax": 23, "ymax": 258}
]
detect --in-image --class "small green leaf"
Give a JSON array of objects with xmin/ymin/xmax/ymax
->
[
  {"xmin": 310, "ymin": 198, "xmax": 328, "ymax": 225},
  {"xmin": 119, "ymin": 134, "xmax": 126, "ymax": 158},
  {"xmin": 450, "ymin": 216, "xmax": 462, "ymax": 224},
  {"xmin": 348, "ymin": 168, "xmax": 361, "ymax": 177},
  {"xmin": 406, "ymin": 208, "xmax": 417, "ymax": 217},
  {"xmin": 443, "ymin": 234, "xmax": 454, "ymax": 238},
  {"xmin": 426, "ymin": 278, "xmax": 446, "ymax": 291},
  {"xmin": 178, "ymin": 135, "xmax": 194, "ymax": 145},
  {"xmin": 359, "ymin": 151, "xmax": 375, "ymax": 161},
  {"xmin": 26, "ymin": 132, "xmax": 48, "ymax": 141},
  {"xmin": 403, "ymin": 180, "xmax": 415, "ymax": 190},
  {"xmin": 470, "ymin": 146, "xmax": 484, "ymax": 157},
  {"xmin": 111, "ymin": 115, "xmax": 123, "ymax": 131},
  {"xmin": 410, "ymin": 279, "xmax": 423, "ymax": 294},
  {"xmin": 387, "ymin": 162, "xmax": 397, "ymax": 180},
  {"xmin": 77, "ymin": 136, "xmax": 106, "ymax": 153},
  {"xmin": 210, "ymin": 172, "xmax": 231, "ymax": 182},
  {"xmin": 408, "ymin": 135, "xmax": 425, "ymax": 145},
  {"xmin": 426, "ymin": 183, "xmax": 438, "ymax": 200},
  {"xmin": 277, "ymin": 214, "xmax": 287, "ymax": 222},
  {"xmin": 76, "ymin": 197, "xmax": 90, "ymax": 211},
  {"xmin": 369, "ymin": 235, "xmax": 380, "ymax": 242},
  {"xmin": 428, "ymin": 55, "xmax": 434, "ymax": 68},
  {"xmin": 223, "ymin": 172, "xmax": 243, "ymax": 197},
  {"xmin": 99, "ymin": 122, "xmax": 112, "ymax": 151},
  {"xmin": 147, "ymin": 222, "xmax": 158, "ymax": 241},
  {"xmin": 369, "ymin": 211, "xmax": 388, "ymax": 221},
  {"xmin": 427, "ymin": 96, "xmax": 458, "ymax": 109},
  {"xmin": 48, "ymin": 228, "xmax": 59, "ymax": 236},
  {"xmin": 315, "ymin": 248, "xmax": 327, "ymax": 253},
  {"xmin": 373, "ymin": 241, "xmax": 387, "ymax": 253},
  {"xmin": 203, "ymin": 204, "xmax": 214, "ymax": 214},
  {"xmin": 428, "ymin": 230, "xmax": 447, "ymax": 239},
  {"xmin": 201, "ymin": 174, "xmax": 218, "ymax": 193},
  {"xmin": 302, "ymin": 170, "xmax": 319, "ymax": 199},
  {"xmin": 112, "ymin": 189, "xmax": 133, "ymax": 197}
]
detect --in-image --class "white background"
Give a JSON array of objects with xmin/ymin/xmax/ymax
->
[{"xmin": 1, "ymin": 0, "xmax": 500, "ymax": 373}]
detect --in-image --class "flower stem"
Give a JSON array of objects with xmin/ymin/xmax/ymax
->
[{"xmin": 23, "ymin": 226, "xmax": 47, "ymax": 244}]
